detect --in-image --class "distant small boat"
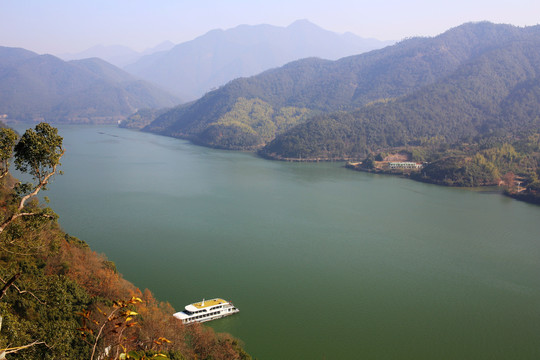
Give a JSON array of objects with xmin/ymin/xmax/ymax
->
[{"xmin": 173, "ymin": 298, "xmax": 239, "ymax": 324}]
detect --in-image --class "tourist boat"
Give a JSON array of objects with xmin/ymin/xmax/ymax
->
[{"xmin": 173, "ymin": 298, "xmax": 239, "ymax": 324}]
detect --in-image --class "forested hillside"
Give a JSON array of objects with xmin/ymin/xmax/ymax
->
[
  {"xmin": 0, "ymin": 47, "xmax": 180, "ymax": 123},
  {"xmin": 145, "ymin": 22, "xmax": 538, "ymax": 151},
  {"xmin": 0, "ymin": 124, "xmax": 251, "ymax": 359},
  {"xmin": 262, "ymin": 34, "xmax": 540, "ymax": 159}
]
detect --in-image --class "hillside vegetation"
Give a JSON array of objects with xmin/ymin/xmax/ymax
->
[
  {"xmin": 0, "ymin": 47, "xmax": 180, "ymax": 124},
  {"xmin": 145, "ymin": 22, "xmax": 540, "ymax": 153},
  {"xmin": 0, "ymin": 123, "xmax": 251, "ymax": 359},
  {"xmin": 262, "ymin": 34, "xmax": 540, "ymax": 159}
]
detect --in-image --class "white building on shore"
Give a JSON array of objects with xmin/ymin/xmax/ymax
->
[{"xmin": 388, "ymin": 162, "xmax": 423, "ymax": 170}]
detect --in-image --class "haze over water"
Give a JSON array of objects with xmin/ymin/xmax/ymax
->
[{"xmin": 30, "ymin": 125, "xmax": 540, "ymax": 359}]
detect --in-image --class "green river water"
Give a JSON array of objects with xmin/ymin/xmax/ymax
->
[{"xmin": 18, "ymin": 125, "xmax": 540, "ymax": 359}]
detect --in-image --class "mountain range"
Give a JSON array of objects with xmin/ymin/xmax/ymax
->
[
  {"xmin": 0, "ymin": 46, "xmax": 179, "ymax": 123},
  {"xmin": 1, "ymin": 20, "xmax": 392, "ymax": 123},
  {"xmin": 142, "ymin": 22, "xmax": 540, "ymax": 158},
  {"xmin": 124, "ymin": 20, "xmax": 393, "ymax": 101}
]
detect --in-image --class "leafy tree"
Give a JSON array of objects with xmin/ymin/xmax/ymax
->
[{"xmin": 0, "ymin": 123, "xmax": 64, "ymax": 234}]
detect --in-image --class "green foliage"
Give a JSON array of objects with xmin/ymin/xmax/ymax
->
[
  {"xmin": 199, "ymin": 123, "xmax": 261, "ymax": 149},
  {"xmin": 148, "ymin": 96, "xmax": 312, "ymax": 150},
  {"xmin": 196, "ymin": 98, "xmax": 312, "ymax": 149},
  {"xmin": 121, "ymin": 108, "xmax": 171, "ymax": 130},
  {"xmin": 0, "ymin": 123, "xmax": 64, "ymax": 237},
  {"xmin": 125, "ymin": 351, "xmax": 171, "ymax": 359},
  {"xmin": 212, "ymin": 98, "xmax": 276, "ymax": 146},
  {"xmin": 418, "ymin": 155, "xmax": 497, "ymax": 186},
  {"xmin": 410, "ymin": 148, "xmax": 429, "ymax": 162},
  {"xmin": 0, "ymin": 270, "xmax": 93, "ymax": 359},
  {"xmin": 411, "ymin": 139, "xmax": 540, "ymax": 187},
  {"xmin": 64, "ymin": 233, "xmax": 89, "ymax": 249},
  {"xmin": 261, "ymin": 113, "xmax": 369, "ymax": 160},
  {"xmin": 362, "ymin": 156, "xmax": 375, "ymax": 169},
  {"xmin": 14, "ymin": 123, "xmax": 63, "ymax": 180}
]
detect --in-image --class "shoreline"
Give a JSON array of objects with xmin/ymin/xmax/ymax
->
[
  {"xmin": 9, "ymin": 121, "xmax": 539, "ymax": 206},
  {"xmin": 344, "ymin": 161, "xmax": 540, "ymax": 206}
]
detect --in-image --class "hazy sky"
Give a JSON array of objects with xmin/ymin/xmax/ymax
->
[{"xmin": 1, "ymin": 0, "xmax": 539, "ymax": 55}]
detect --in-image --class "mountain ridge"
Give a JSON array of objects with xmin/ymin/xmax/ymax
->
[
  {"xmin": 125, "ymin": 20, "xmax": 393, "ymax": 100},
  {"xmin": 0, "ymin": 47, "xmax": 180, "ymax": 123},
  {"xmin": 143, "ymin": 22, "xmax": 539, "ymax": 151},
  {"xmin": 58, "ymin": 41, "xmax": 176, "ymax": 67},
  {"xmin": 262, "ymin": 35, "xmax": 540, "ymax": 160}
]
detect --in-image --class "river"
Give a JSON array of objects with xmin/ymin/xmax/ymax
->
[{"xmin": 16, "ymin": 124, "xmax": 540, "ymax": 359}]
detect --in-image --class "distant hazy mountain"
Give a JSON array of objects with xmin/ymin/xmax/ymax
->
[
  {"xmin": 59, "ymin": 41, "xmax": 175, "ymax": 68},
  {"xmin": 0, "ymin": 46, "xmax": 180, "ymax": 123},
  {"xmin": 143, "ymin": 22, "xmax": 540, "ymax": 154},
  {"xmin": 124, "ymin": 20, "xmax": 393, "ymax": 100}
]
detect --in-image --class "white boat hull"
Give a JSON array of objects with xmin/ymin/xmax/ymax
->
[{"xmin": 173, "ymin": 298, "xmax": 239, "ymax": 324}]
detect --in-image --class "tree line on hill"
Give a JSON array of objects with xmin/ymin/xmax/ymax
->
[{"xmin": 144, "ymin": 22, "xmax": 540, "ymax": 152}]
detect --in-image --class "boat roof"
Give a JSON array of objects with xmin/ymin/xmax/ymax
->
[
  {"xmin": 173, "ymin": 311, "xmax": 189, "ymax": 320},
  {"xmin": 185, "ymin": 298, "xmax": 228, "ymax": 312}
]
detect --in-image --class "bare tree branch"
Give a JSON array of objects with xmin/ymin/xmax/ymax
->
[
  {"xmin": 0, "ymin": 212, "xmax": 55, "ymax": 234},
  {"xmin": 91, "ymin": 306, "xmax": 122, "ymax": 360},
  {"xmin": 0, "ymin": 275, "xmax": 46, "ymax": 304},
  {"xmin": 17, "ymin": 154, "xmax": 64, "ymax": 212},
  {"xmin": 0, "ymin": 273, "xmax": 20, "ymax": 300},
  {"xmin": 0, "ymin": 340, "xmax": 47, "ymax": 359}
]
